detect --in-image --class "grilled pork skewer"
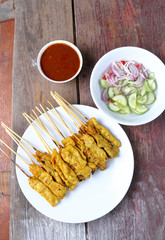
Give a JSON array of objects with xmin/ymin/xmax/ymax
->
[
  {"xmin": 1, "ymin": 122, "xmax": 77, "ymax": 190},
  {"xmin": 0, "ymin": 148, "xmax": 59, "ymax": 207},
  {"xmin": 22, "ymin": 115, "xmax": 80, "ymax": 189},
  {"xmin": 25, "ymin": 109, "xmax": 92, "ymax": 180},
  {"xmin": 0, "ymin": 133, "xmax": 66, "ymax": 199},
  {"xmin": 52, "ymin": 93, "xmax": 121, "ymax": 153},
  {"xmin": 52, "ymin": 91, "xmax": 121, "ymax": 148}
]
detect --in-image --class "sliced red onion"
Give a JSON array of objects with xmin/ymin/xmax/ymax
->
[
  {"xmin": 111, "ymin": 62, "xmax": 125, "ymax": 77},
  {"xmin": 101, "ymin": 89, "xmax": 109, "ymax": 101},
  {"xmin": 139, "ymin": 64, "xmax": 148, "ymax": 79},
  {"xmin": 100, "ymin": 60, "xmax": 150, "ymax": 97},
  {"xmin": 130, "ymin": 75, "xmax": 144, "ymax": 85},
  {"xmin": 135, "ymin": 82, "xmax": 144, "ymax": 88}
]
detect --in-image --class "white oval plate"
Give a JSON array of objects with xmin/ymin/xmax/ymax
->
[
  {"xmin": 16, "ymin": 105, "xmax": 134, "ymax": 223},
  {"xmin": 90, "ymin": 46, "xmax": 165, "ymax": 126}
]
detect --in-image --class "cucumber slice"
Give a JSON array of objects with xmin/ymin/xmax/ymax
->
[
  {"xmin": 119, "ymin": 106, "xmax": 130, "ymax": 114},
  {"xmin": 148, "ymin": 79, "xmax": 157, "ymax": 91},
  {"xmin": 113, "ymin": 87, "xmax": 119, "ymax": 95},
  {"xmin": 107, "ymin": 87, "xmax": 114, "ymax": 98},
  {"xmin": 137, "ymin": 94, "xmax": 148, "ymax": 104},
  {"xmin": 108, "ymin": 102, "xmax": 120, "ymax": 112},
  {"xmin": 144, "ymin": 92, "xmax": 156, "ymax": 105},
  {"xmin": 148, "ymin": 72, "xmax": 155, "ymax": 79},
  {"xmin": 127, "ymin": 85, "xmax": 138, "ymax": 93},
  {"xmin": 135, "ymin": 104, "xmax": 148, "ymax": 114},
  {"xmin": 121, "ymin": 86, "xmax": 131, "ymax": 95},
  {"xmin": 138, "ymin": 85, "xmax": 146, "ymax": 96},
  {"xmin": 128, "ymin": 93, "xmax": 137, "ymax": 109},
  {"xmin": 99, "ymin": 79, "xmax": 109, "ymax": 88},
  {"xmin": 131, "ymin": 107, "xmax": 142, "ymax": 115},
  {"xmin": 112, "ymin": 95, "xmax": 127, "ymax": 106},
  {"xmin": 144, "ymin": 80, "xmax": 153, "ymax": 93}
]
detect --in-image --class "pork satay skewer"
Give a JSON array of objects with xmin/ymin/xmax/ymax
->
[
  {"xmin": 52, "ymin": 92, "xmax": 121, "ymax": 147},
  {"xmin": 23, "ymin": 113, "xmax": 80, "ymax": 186},
  {"xmin": 28, "ymin": 109, "xmax": 78, "ymax": 187},
  {"xmin": 24, "ymin": 107, "xmax": 90, "ymax": 180},
  {"xmin": 0, "ymin": 148, "xmax": 59, "ymax": 207},
  {"xmin": 23, "ymin": 114, "xmax": 69, "ymax": 183},
  {"xmin": 3, "ymin": 122, "xmax": 65, "ymax": 186},
  {"xmin": 0, "ymin": 135, "xmax": 66, "ymax": 199},
  {"xmin": 34, "ymin": 104, "xmax": 92, "ymax": 179},
  {"xmin": 47, "ymin": 98, "xmax": 108, "ymax": 170},
  {"xmin": 46, "ymin": 106, "xmax": 97, "ymax": 171}
]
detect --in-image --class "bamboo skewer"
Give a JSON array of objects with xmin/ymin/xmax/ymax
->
[
  {"xmin": 1, "ymin": 122, "xmax": 35, "ymax": 150},
  {"xmin": 53, "ymin": 97, "xmax": 85, "ymax": 134},
  {"xmin": 23, "ymin": 113, "xmax": 52, "ymax": 154},
  {"xmin": 51, "ymin": 93, "xmax": 82, "ymax": 129},
  {"xmin": 51, "ymin": 92, "xmax": 87, "ymax": 128},
  {"xmin": 36, "ymin": 104, "xmax": 64, "ymax": 138},
  {"xmin": 32, "ymin": 110, "xmax": 48, "ymax": 132},
  {"xmin": 0, "ymin": 138, "xmax": 28, "ymax": 166},
  {"xmin": 54, "ymin": 91, "xmax": 88, "ymax": 121},
  {"xmin": 47, "ymin": 100, "xmax": 63, "ymax": 123},
  {"xmin": 23, "ymin": 112, "xmax": 61, "ymax": 148},
  {"xmin": 0, "ymin": 148, "xmax": 29, "ymax": 177},
  {"xmin": 47, "ymin": 101, "xmax": 83, "ymax": 143},
  {"xmin": 47, "ymin": 106, "xmax": 83, "ymax": 143},
  {"xmin": 5, "ymin": 129, "xmax": 36, "ymax": 164},
  {"xmin": 24, "ymin": 112, "xmax": 58, "ymax": 144},
  {"xmin": 47, "ymin": 100, "xmax": 80, "ymax": 130},
  {"xmin": 30, "ymin": 111, "xmax": 58, "ymax": 142}
]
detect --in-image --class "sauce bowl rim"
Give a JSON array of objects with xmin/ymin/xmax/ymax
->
[{"xmin": 37, "ymin": 40, "xmax": 83, "ymax": 83}]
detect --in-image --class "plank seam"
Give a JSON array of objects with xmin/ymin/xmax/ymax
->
[{"xmin": 72, "ymin": 0, "xmax": 80, "ymax": 104}]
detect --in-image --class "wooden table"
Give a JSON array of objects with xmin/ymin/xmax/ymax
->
[{"xmin": 0, "ymin": 0, "xmax": 165, "ymax": 239}]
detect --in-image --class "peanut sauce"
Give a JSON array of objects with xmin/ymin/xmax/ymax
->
[{"xmin": 40, "ymin": 43, "xmax": 80, "ymax": 81}]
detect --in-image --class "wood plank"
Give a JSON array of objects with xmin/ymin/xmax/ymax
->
[
  {"xmin": 0, "ymin": 172, "xmax": 10, "ymax": 195},
  {"xmin": 0, "ymin": 0, "xmax": 15, "ymax": 22},
  {"xmin": 74, "ymin": 0, "xmax": 165, "ymax": 239},
  {"xmin": 0, "ymin": 19, "xmax": 14, "ymax": 172},
  {"xmin": 10, "ymin": 1, "xmax": 85, "ymax": 239},
  {"xmin": 0, "ymin": 195, "xmax": 10, "ymax": 240},
  {"xmin": 74, "ymin": 0, "xmax": 165, "ymax": 106},
  {"xmin": 0, "ymin": 19, "xmax": 14, "ymax": 240}
]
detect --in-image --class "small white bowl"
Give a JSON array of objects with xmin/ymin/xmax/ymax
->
[
  {"xmin": 37, "ymin": 40, "xmax": 83, "ymax": 83},
  {"xmin": 90, "ymin": 46, "xmax": 165, "ymax": 126}
]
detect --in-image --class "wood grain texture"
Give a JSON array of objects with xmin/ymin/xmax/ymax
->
[
  {"xmin": 74, "ymin": 0, "xmax": 165, "ymax": 106},
  {"xmin": 0, "ymin": 0, "xmax": 15, "ymax": 22},
  {"xmin": 74, "ymin": 0, "xmax": 165, "ymax": 239},
  {"xmin": 0, "ymin": 19, "xmax": 14, "ymax": 172},
  {"xmin": 0, "ymin": 172, "xmax": 10, "ymax": 195},
  {"xmin": 0, "ymin": 19, "xmax": 14, "ymax": 240},
  {"xmin": 9, "ymin": 0, "xmax": 165, "ymax": 239},
  {"xmin": 0, "ymin": 195, "xmax": 10, "ymax": 240},
  {"xmin": 10, "ymin": 1, "xmax": 84, "ymax": 239}
]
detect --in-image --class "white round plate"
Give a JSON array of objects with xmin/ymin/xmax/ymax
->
[
  {"xmin": 90, "ymin": 46, "xmax": 165, "ymax": 126},
  {"xmin": 16, "ymin": 105, "xmax": 134, "ymax": 223}
]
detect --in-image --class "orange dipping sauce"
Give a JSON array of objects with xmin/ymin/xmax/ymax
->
[{"xmin": 40, "ymin": 43, "xmax": 80, "ymax": 81}]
